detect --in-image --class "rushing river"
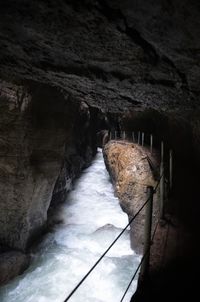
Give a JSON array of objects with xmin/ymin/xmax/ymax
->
[{"xmin": 0, "ymin": 149, "xmax": 140, "ymax": 302}]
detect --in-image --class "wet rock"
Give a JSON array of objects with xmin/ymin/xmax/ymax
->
[
  {"xmin": 0, "ymin": 0, "xmax": 199, "ymax": 286},
  {"xmin": 103, "ymin": 141, "xmax": 159, "ymax": 253},
  {"xmin": 0, "ymin": 80, "xmax": 97, "ymax": 252},
  {"xmin": 94, "ymin": 223, "xmax": 124, "ymax": 234},
  {"xmin": 0, "ymin": 251, "xmax": 30, "ymax": 285}
]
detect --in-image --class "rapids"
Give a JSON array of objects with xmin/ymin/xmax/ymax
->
[{"xmin": 0, "ymin": 149, "xmax": 140, "ymax": 302}]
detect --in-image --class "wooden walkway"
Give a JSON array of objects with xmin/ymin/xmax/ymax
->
[
  {"xmin": 107, "ymin": 135, "xmax": 198, "ymax": 301},
  {"xmin": 132, "ymin": 197, "xmax": 199, "ymax": 302}
]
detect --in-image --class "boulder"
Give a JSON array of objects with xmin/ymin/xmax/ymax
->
[{"xmin": 103, "ymin": 141, "xmax": 159, "ymax": 253}]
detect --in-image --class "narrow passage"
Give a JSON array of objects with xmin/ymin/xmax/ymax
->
[{"xmin": 0, "ymin": 149, "xmax": 140, "ymax": 302}]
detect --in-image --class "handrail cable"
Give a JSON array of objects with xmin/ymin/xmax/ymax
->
[
  {"xmin": 146, "ymin": 156, "xmax": 156, "ymax": 171},
  {"xmin": 63, "ymin": 171, "xmax": 164, "ymax": 302},
  {"xmin": 120, "ymin": 219, "xmax": 160, "ymax": 302},
  {"xmin": 154, "ymin": 168, "xmax": 165, "ymax": 193}
]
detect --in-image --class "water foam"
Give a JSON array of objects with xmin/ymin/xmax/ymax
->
[{"xmin": 0, "ymin": 149, "xmax": 140, "ymax": 302}]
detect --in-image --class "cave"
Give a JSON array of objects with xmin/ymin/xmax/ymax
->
[{"xmin": 0, "ymin": 0, "xmax": 200, "ymax": 301}]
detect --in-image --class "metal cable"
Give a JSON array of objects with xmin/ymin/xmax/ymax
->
[
  {"xmin": 63, "ymin": 169, "xmax": 163, "ymax": 302},
  {"xmin": 154, "ymin": 168, "xmax": 165, "ymax": 193},
  {"xmin": 120, "ymin": 219, "xmax": 160, "ymax": 302},
  {"xmin": 63, "ymin": 196, "xmax": 151, "ymax": 302}
]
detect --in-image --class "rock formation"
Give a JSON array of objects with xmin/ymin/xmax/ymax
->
[
  {"xmin": 103, "ymin": 141, "xmax": 159, "ymax": 253},
  {"xmin": 0, "ymin": 79, "xmax": 99, "ymax": 283},
  {"xmin": 0, "ymin": 0, "xmax": 199, "ymax": 113},
  {"xmin": 0, "ymin": 0, "xmax": 199, "ymax": 288},
  {"xmin": 0, "ymin": 251, "xmax": 30, "ymax": 285}
]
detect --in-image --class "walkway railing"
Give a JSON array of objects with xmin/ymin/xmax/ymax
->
[
  {"xmin": 63, "ymin": 130, "xmax": 173, "ymax": 302},
  {"xmin": 63, "ymin": 195, "xmax": 151, "ymax": 302},
  {"xmin": 109, "ymin": 130, "xmax": 173, "ymax": 218}
]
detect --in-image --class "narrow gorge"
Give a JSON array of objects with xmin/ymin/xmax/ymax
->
[
  {"xmin": 0, "ymin": 0, "xmax": 200, "ymax": 301},
  {"xmin": 0, "ymin": 149, "xmax": 141, "ymax": 302}
]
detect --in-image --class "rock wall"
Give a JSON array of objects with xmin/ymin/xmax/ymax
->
[
  {"xmin": 0, "ymin": 0, "xmax": 199, "ymax": 286},
  {"xmin": 0, "ymin": 79, "xmax": 97, "ymax": 253},
  {"xmin": 103, "ymin": 141, "xmax": 159, "ymax": 253},
  {"xmin": 0, "ymin": 251, "xmax": 30, "ymax": 285},
  {"xmin": 0, "ymin": 0, "xmax": 199, "ymax": 113}
]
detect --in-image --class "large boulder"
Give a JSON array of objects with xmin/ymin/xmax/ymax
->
[{"xmin": 103, "ymin": 141, "xmax": 159, "ymax": 253}]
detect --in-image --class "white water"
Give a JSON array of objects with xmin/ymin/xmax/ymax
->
[{"xmin": 0, "ymin": 149, "xmax": 140, "ymax": 302}]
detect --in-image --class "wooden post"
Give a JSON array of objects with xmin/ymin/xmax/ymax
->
[
  {"xmin": 142, "ymin": 132, "xmax": 144, "ymax": 146},
  {"xmin": 138, "ymin": 131, "xmax": 141, "ymax": 145},
  {"xmin": 109, "ymin": 131, "xmax": 112, "ymax": 140},
  {"xmin": 123, "ymin": 131, "xmax": 126, "ymax": 140},
  {"xmin": 132, "ymin": 132, "xmax": 135, "ymax": 143},
  {"xmin": 169, "ymin": 149, "xmax": 173, "ymax": 191},
  {"xmin": 140, "ymin": 186, "xmax": 154, "ymax": 279},
  {"xmin": 115, "ymin": 131, "xmax": 117, "ymax": 140},
  {"xmin": 160, "ymin": 141, "xmax": 164, "ymax": 219},
  {"xmin": 150, "ymin": 134, "xmax": 153, "ymax": 154}
]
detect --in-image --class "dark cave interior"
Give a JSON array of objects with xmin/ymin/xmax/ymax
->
[{"xmin": 0, "ymin": 0, "xmax": 200, "ymax": 301}]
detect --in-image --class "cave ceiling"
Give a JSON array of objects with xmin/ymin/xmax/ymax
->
[{"xmin": 0, "ymin": 0, "xmax": 199, "ymax": 113}]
